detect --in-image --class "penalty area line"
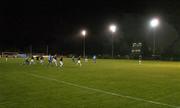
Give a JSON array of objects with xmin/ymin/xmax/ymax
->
[{"xmin": 27, "ymin": 73, "xmax": 180, "ymax": 108}]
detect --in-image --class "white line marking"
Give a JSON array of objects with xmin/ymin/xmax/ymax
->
[
  {"xmin": 28, "ymin": 73, "xmax": 180, "ymax": 108},
  {"xmin": 0, "ymin": 101, "xmax": 14, "ymax": 105}
]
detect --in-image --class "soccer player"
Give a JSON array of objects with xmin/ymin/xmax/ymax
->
[
  {"xmin": 30, "ymin": 56, "xmax": 35, "ymax": 65},
  {"xmin": 139, "ymin": 55, "xmax": 142, "ymax": 64},
  {"xmin": 36, "ymin": 56, "xmax": 39, "ymax": 61},
  {"xmin": 59, "ymin": 56, "xmax": 63, "ymax": 67},
  {"xmin": 93, "ymin": 55, "xmax": 96, "ymax": 63},
  {"xmin": 40, "ymin": 56, "xmax": 44, "ymax": 64},
  {"xmin": 23, "ymin": 57, "xmax": 30, "ymax": 65},
  {"xmin": 77, "ymin": 56, "xmax": 82, "ymax": 66},
  {"xmin": 52, "ymin": 56, "xmax": 58, "ymax": 66},
  {"xmin": 48, "ymin": 55, "xmax": 52, "ymax": 65},
  {"xmin": 72, "ymin": 56, "xmax": 76, "ymax": 63}
]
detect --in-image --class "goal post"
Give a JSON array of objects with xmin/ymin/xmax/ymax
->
[{"xmin": 1, "ymin": 52, "xmax": 19, "ymax": 58}]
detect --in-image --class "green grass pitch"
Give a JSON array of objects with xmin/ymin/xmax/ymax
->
[{"xmin": 1, "ymin": 58, "xmax": 180, "ymax": 108}]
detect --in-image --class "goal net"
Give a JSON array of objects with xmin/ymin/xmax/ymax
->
[{"xmin": 2, "ymin": 52, "xmax": 19, "ymax": 58}]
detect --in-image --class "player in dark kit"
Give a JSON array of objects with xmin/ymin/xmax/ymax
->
[
  {"xmin": 72, "ymin": 56, "xmax": 76, "ymax": 63},
  {"xmin": 77, "ymin": 56, "xmax": 82, "ymax": 66},
  {"xmin": 59, "ymin": 56, "xmax": 63, "ymax": 67},
  {"xmin": 48, "ymin": 55, "xmax": 52, "ymax": 64},
  {"xmin": 23, "ymin": 57, "xmax": 30, "ymax": 65},
  {"xmin": 30, "ymin": 56, "xmax": 35, "ymax": 65}
]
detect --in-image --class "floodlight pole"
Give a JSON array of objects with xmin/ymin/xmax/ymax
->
[
  {"xmin": 81, "ymin": 30, "xmax": 86, "ymax": 59},
  {"xmin": 109, "ymin": 25, "xmax": 116, "ymax": 58},
  {"xmin": 153, "ymin": 29, "xmax": 156, "ymax": 56},
  {"xmin": 83, "ymin": 35, "xmax": 86, "ymax": 59},
  {"xmin": 150, "ymin": 18, "xmax": 159, "ymax": 57},
  {"xmin": 112, "ymin": 34, "xmax": 114, "ymax": 58}
]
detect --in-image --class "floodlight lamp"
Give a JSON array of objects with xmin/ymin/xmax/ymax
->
[
  {"xmin": 81, "ymin": 30, "xmax": 86, "ymax": 37},
  {"xmin": 150, "ymin": 18, "xmax": 159, "ymax": 28},
  {"xmin": 109, "ymin": 25, "xmax": 117, "ymax": 33}
]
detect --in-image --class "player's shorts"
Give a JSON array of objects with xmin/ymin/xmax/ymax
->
[
  {"xmin": 77, "ymin": 60, "xmax": 81, "ymax": 64},
  {"xmin": 53, "ymin": 59, "xmax": 56, "ymax": 63},
  {"xmin": 48, "ymin": 60, "xmax": 52, "ymax": 63},
  {"xmin": 60, "ymin": 61, "xmax": 63, "ymax": 65},
  {"xmin": 40, "ymin": 60, "xmax": 44, "ymax": 63}
]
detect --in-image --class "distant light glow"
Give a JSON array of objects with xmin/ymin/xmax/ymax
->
[
  {"xmin": 109, "ymin": 25, "xmax": 117, "ymax": 33},
  {"xmin": 150, "ymin": 18, "xmax": 159, "ymax": 28},
  {"xmin": 81, "ymin": 30, "xmax": 86, "ymax": 36}
]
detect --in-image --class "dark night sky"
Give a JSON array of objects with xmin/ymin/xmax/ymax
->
[{"xmin": 1, "ymin": 0, "xmax": 180, "ymax": 56}]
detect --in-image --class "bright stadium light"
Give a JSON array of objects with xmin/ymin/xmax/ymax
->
[
  {"xmin": 109, "ymin": 24, "xmax": 117, "ymax": 58},
  {"xmin": 81, "ymin": 30, "xmax": 87, "ymax": 58},
  {"xmin": 150, "ymin": 18, "xmax": 160, "ymax": 57},
  {"xmin": 81, "ymin": 30, "xmax": 86, "ymax": 37},
  {"xmin": 109, "ymin": 25, "xmax": 117, "ymax": 33},
  {"xmin": 150, "ymin": 18, "xmax": 159, "ymax": 28}
]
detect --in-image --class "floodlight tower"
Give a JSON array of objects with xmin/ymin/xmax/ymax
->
[
  {"xmin": 150, "ymin": 18, "xmax": 159, "ymax": 56},
  {"xmin": 81, "ymin": 30, "xmax": 87, "ymax": 58},
  {"xmin": 109, "ymin": 24, "xmax": 117, "ymax": 58}
]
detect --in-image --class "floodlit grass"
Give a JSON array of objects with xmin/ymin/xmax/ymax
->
[{"xmin": 1, "ymin": 58, "xmax": 180, "ymax": 108}]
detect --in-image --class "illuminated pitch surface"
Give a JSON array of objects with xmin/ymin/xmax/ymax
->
[{"xmin": 1, "ymin": 58, "xmax": 180, "ymax": 108}]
